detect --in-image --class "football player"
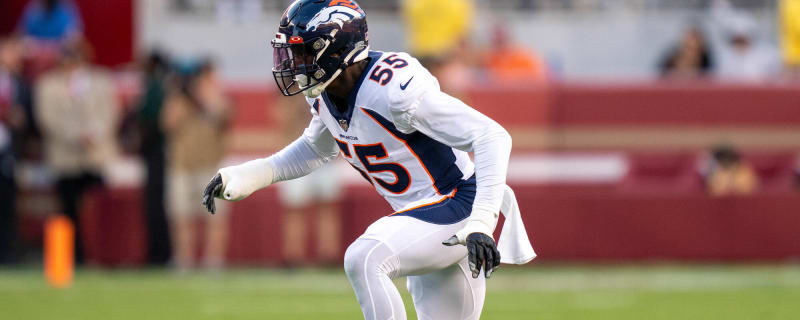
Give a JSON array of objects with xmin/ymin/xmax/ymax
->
[{"xmin": 202, "ymin": 0, "xmax": 534, "ymax": 318}]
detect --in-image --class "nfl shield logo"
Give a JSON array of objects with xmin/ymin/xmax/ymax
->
[{"xmin": 338, "ymin": 119, "xmax": 349, "ymax": 131}]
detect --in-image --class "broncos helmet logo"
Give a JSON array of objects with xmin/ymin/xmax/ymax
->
[
  {"xmin": 307, "ymin": 6, "xmax": 362, "ymax": 31},
  {"xmin": 328, "ymin": 0, "xmax": 363, "ymax": 11}
]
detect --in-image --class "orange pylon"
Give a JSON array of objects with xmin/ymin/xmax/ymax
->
[{"xmin": 44, "ymin": 215, "xmax": 74, "ymax": 288}]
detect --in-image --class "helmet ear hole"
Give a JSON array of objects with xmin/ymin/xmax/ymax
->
[{"xmin": 331, "ymin": 47, "xmax": 348, "ymax": 58}]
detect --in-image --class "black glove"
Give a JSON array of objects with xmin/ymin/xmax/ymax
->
[
  {"xmin": 443, "ymin": 233, "xmax": 501, "ymax": 279},
  {"xmin": 201, "ymin": 173, "xmax": 224, "ymax": 214}
]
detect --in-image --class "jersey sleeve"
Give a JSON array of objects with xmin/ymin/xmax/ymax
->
[
  {"xmin": 267, "ymin": 107, "xmax": 340, "ymax": 183},
  {"xmin": 393, "ymin": 84, "xmax": 513, "ymax": 237},
  {"xmin": 300, "ymin": 107, "xmax": 340, "ymax": 161},
  {"xmin": 216, "ymin": 106, "xmax": 340, "ymax": 199},
  {"xmin": 385, "ymin": 53, "xmax": 440, "ymax": 134}
]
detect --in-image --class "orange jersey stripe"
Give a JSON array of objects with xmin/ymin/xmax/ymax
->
[
  {"xmin": 360, "ymin": 107, "xmax": 443, "ymax": 195},
  {"xmin": 390, "ymin": 187, "xmax": 457, "ymax": 216}
]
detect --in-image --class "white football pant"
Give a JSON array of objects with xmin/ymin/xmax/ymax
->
[{"xmin": 344, "ymin": 215, "xmax": 486, "ymax": 320}]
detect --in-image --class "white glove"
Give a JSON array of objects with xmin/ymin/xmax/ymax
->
[{"xmin": 202, "ymin": 158, "xmax": 275, "ymax": 214}]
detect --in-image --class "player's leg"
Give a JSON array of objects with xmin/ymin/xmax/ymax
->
[
  {"xmin": 277, "ymin": 175, "xmax": 312, "ymax": 264},
  {"xmin": 391, "ymin": 217, "xmax": 486, "ymax": 320},
  {"xmin": 343, "ymin": 238, "xmax": 406, "ymax": 320},
  {"xmin": 344, "ymin": 178, "xmax": 478, "ymax": 319},
  {"xmin": 313, "ymin": 164, "xmax": 342, "ymax": 263},
  {"xmin": 344, "ymin": 215, "xmax": 470, "ymax": 320},
  {"xmin": 407, "ymin": 257, "xmax": 486, "ymax": 320},
  {"xmin": 167, "ymin": 170, "xmax": 194, "ymax": 270},
  {"xmin": 315, "ymin": 201, "xmax": 341, "ymax": 262}
]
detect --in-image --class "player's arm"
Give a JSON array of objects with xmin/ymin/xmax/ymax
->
[
  {"xmin": 202, "ymin": 113, "xmax": 339, "ymax": 213},
  {"xmin": 390, "ymin": 80, "xmax": 510, "ymax": 278}
]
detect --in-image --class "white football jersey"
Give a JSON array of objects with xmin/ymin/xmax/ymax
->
[{"xmin": 304, "ymin": 51, "xmax": 475, "ymax": 211}]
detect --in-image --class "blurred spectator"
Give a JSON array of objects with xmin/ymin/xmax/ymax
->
[
  {"xmin": 429, "ymin": 40, "xmax": 476, "ymax": 99},
  {"xmin": 162, "ymin": 59, "xmax": 231, "ymax": 271},
  {"xmin": 35, "ymin": 39, "xmax": 119, "ymax": 264},
  {"xmin": 402, "ymin": 0, "xmax": 473, "ymax": 60},
  {"xmin": 0, "ymin": 36, "xmax": 29, "ymax": 264},
  {"xmin": 0, "ymin": 37, "xmax": 40, "ymax": 162},
  {"xmin": 780, "ymin": 0, "xmax": 800, "ymax": 78},
  {"xmin": 705, "ymin": 145, "xmax": 759, "ymax": 196},
  {"xmin": 274, "ymin": 95, "xmax": 342, "ymax": 266},
  {"xmin": 403, "ymin": 0, "xmax": 476, "ymax": 98},
  {"xmin": 17, "ymin": 0, "xmax": 85, "ymax": 81},
  {"xmin": 659, "ymin": 26, "xmax": 714, "ymax": 79},
  {"xmin": 714, "ymin": 13, "xmax": 781, "ymax": 81},
  {"xmin": 482, "ymin": 23, "xmax": 547, "ymax": 83},
  {"xmin": 17, "ymin": 0, "xmax": 83, "ymax": 44},
  {"xmin": 136, "ymin": 51, "xmax": 172, "ymax": 266}
]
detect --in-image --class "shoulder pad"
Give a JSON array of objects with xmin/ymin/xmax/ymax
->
[{"xmin": 379, "ymin": 52, "xmax": 439, "ymax": 112}]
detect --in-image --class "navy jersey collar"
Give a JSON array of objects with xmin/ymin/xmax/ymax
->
[{"xmin": 322, "ymin": 51, "xmax": 383, "ymax": 129}]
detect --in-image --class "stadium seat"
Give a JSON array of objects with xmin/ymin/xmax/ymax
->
[
  {"xmin": 619, "ymin": 152, "xmax": 704, "ymax": 193},
  {"xmin": 80, "ymin": 188, "xmax": 147, "ymax": 266},
  {"xmin": 743, "ymin": 152, "xmax": 798, "ymax": 193}
]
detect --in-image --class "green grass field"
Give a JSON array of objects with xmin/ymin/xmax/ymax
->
[{"xmin": 1, "ymin": 264, "xmax": 799, "ymax": 319}]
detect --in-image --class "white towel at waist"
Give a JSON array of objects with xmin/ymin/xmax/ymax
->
[{"xmin": 497, "ymin": 185, "xmax": 536, "ymax": 265}]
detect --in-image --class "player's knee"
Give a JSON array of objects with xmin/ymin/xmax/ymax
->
[
  {"xmin": 343, "ymin": 240, "xmax": 368, "ymax": 277},
  {"xmin": 343, "ymin": 245, "xmax": 357, "ymax": 275},
  {"xmin": 343, "ymin": 239, "xmax": 393, "ymax": 279}
]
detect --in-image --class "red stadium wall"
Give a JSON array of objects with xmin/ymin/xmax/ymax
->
[
  {"xmin": 74, "ymin": 184, "xmax": 800, "ymax": 265},
  {"xmin": 223, "ymin": 83, "xmax": 800, "ymax": 154}
]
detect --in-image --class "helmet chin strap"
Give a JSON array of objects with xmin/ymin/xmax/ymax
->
[
  {"xmin": 300, "ymin": 44, "xmax": 370, "ymax": 99},
  {"xmin": 301, "ymin": 68, "xmax": 342, "ymax": 98}
]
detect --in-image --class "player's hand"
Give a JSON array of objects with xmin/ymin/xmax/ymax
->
[
  {"xmin": 443, "ymin": 233, "xmax": 501, "ymax": 279},
  {"xmin": 202, "ymin": 173, "xmax": 224, "ymax": 214}
]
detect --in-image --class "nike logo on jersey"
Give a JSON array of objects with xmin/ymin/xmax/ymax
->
[{"xmin": 400, "ymin": 76, "xmax": 414, "ymax": 90}]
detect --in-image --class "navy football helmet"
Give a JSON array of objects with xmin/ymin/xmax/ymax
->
[{"xmin": 271, "ymin": 0, "xmax": 369, "ymax": 97}]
